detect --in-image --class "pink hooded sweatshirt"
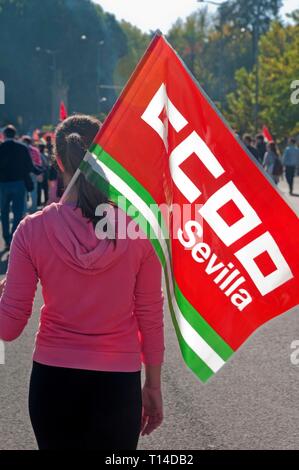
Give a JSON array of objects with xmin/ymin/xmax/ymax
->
[{"xmin": 0, "ymin": 202, "xmax": 165, "ymax": 371}]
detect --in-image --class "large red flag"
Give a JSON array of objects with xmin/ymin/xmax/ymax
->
[{"xmin": 78, "ymin": 33, "xmax": 299, "ymax": 382}]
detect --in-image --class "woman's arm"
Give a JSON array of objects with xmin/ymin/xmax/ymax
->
[
  {"xmin": 134, "ymin": 243, "xmax": 165, "ymax": 436},
  {"xmin": 0, "ymin": 218, "xmax": 38, "ymax": 341},
  {"xmin": 144, "ymin": 364, "xmax": 162, "ymax": 388},
  {"xmin": 134, "ymin": 241, "xmax": 165, "ymax": 371}
]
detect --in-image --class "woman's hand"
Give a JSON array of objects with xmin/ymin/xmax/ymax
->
[
  {"xmin": 140, "ymin": 384, "xmax": 163, "ymax": 436},
  {"xmin": 0, "ymin": 277, "xmax": 6, "ymax": 297}
]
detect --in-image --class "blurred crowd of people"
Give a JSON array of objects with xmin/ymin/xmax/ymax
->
[
  {"xmin": 242, "ymin": 133, "xmax": 299, "ymax": 193},
  {"xmin": 0, "ymin": 125, "xmax": 62, "ymax": 250}
]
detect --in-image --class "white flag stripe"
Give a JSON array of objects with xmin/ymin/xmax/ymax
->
[{"xmin": 85, "ymin": 151, "xmax": 225, "ymax": 373}]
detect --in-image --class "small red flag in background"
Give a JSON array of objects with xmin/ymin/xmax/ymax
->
[
  {"xmin": 262, "ymin": 125, "xmax": 274, "ymax": 143},
  {"xmin": 59, "ymin": 101, "xmax": 68, "ymax": 121}
]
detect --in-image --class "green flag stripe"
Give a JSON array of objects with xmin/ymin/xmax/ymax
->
[
  {"xmin": 87, "ymin": 145, "xmax": 234, "ymax": 361},
  {"xmin": 90, "ymin": 143, "xmax": 170, "ymax": 242},
  {"xmin": 80, "ymin": 158, "xmax": 214, "ymax": 383}
]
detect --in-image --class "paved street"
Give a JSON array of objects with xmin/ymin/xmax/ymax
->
[{"xmin": 0, "ymin": 176, "xmax": 299, "ymax": 450}]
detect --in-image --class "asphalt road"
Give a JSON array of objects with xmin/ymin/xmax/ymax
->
[{"xmin": 0, "ymin": 177, "xmax": 298, "ymax": 450}]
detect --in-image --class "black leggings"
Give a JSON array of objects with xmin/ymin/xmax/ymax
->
[{"xmin": 28, "ymin": 361, "xmax": 142, "ymax": 450}]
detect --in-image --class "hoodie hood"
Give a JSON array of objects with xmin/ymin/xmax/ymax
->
[{"xmin": 42, "ymin": 202, "xmax": 130, "ymax": 274}]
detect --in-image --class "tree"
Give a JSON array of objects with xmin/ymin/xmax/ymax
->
[
  {"xmin": 225, "ymin": 20, "xmax": 299, "ymax": 139},
  {"xmin": 167, "ymin": 7, "xmax": 254, "ymax": 109},
  {"xmin": 219, "ymin": 0, "xmax": 282, "ymax": 33},
  {"xmin": 0, "ymin": 0, "xmax": 127, "ymax": 129},
  {"xmin": 113, "ymin": 21, "xmax": 150, "ymax": 91},
  {"xmin": 167, "ymin": 9, "xmax": 212, "ymax": 86},
  {"xmin": 203, "ymin": 19, "xmax": 252, "ymax": 107},
  {"xmin": 225, "ymin": 68, "xmax": 256, "ymax": 135},
  {"xmin": 259, "ymin": 20, "xmax": 299, "ymax": 138}
]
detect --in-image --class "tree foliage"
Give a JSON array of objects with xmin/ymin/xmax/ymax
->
[
  {"xmin": 219, "ymin": 0, "xmax": 282, "ymax": 34},
  {"xmin": 167, "ymin": 9, "xmax": 212, "ymax": 88},
  {"xmin": 225, "ymin": 19, "xmax": 299, "ymax": 138},
  {"xmin": 0, "ymin": 0, "xmax": 127, "ymax": 129},
  {"xmin": 113, "ymin": 21, "xmax": 150, "ymax": 90}
]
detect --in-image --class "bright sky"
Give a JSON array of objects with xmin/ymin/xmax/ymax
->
[{"xmin": 95, "ymin": 0, "xmax": 298, "ymax": 34}]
